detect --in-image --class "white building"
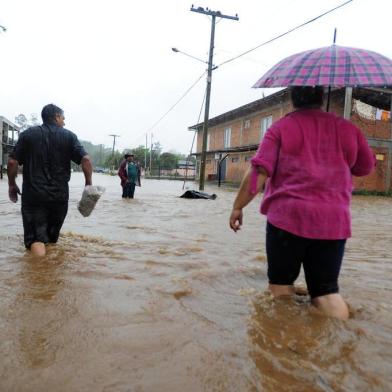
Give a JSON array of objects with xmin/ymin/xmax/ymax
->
[{"xmin": 0, "ymin": 116, "xmax": 19, "ymax": 178}]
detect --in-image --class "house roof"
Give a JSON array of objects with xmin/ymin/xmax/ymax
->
[
  {"xmin": 353, "ymin": 87, "xmax": 392, "ymax": 110},
  {"xmin": 0, "ymin": 116, "xmax": 20, "ymax": 130},
  {"xmin": 178, "ymin": 160, "xmax": 195, "ymax": 166}
]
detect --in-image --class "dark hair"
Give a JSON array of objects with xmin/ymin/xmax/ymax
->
[
  {"xmin": 290, "ymin": 86, "xmax": 324, "ymax": 108},
  {"xmin": 41, "ymin": 104, "xmax": 64, "ymax": 124}
]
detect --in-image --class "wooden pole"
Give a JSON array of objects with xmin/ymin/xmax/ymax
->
[{"xmin": 343, "ymin": 87, "xmax": 353, "ymax": 119}]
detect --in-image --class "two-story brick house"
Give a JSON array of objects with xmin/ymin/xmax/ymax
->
[{"xmin": 189, "ymin": 87, "xmax": 392, "ymax": 192}]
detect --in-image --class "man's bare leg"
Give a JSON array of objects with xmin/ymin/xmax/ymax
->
[
  {"xmin": 311, "ymin": 293, "xmax": 349, "ymax": 320},
  {"xmin": 269, "ymin": 284, "xmax": 295, "ymax": 297},
  {"xmin": 30, "ymin": 242, "xmax": 46, "ymax": 257}
]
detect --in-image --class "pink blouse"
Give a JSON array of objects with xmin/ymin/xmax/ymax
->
[{"xmin": 250, "ymin": 109, "xmax": 376, "ymax": 239}]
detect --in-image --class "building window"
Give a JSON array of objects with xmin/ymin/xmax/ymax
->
[
  {"xmin": 231, "ymin": 156, "xmax": 239, "ymax": 163},
  {"xmin": 260, "ymin": 115, "xmax": 273, "ymax": 139},
  {"xmin": 224, "ymin": 127, "xmax": 231, "ymax": 148},
  {"xmin": 244, "ymin": 119, "xmax": 251, "ymax": 129}
]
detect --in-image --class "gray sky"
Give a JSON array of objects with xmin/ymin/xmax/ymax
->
[{"xmin": 1, "ymin": 0, "xmax": 391, "ymax": 154}]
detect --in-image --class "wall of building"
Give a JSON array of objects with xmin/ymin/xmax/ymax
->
[
  {"xmin": 0, "ymin": 117, "xmax": 20, "ymax": 170},
  {"xmin": 353, "ymin": 147, "xmax": 388, "ymax": 191},
  {"xmin": 197, "ymin": 101, "xmax": 292, "ymax": 153}
]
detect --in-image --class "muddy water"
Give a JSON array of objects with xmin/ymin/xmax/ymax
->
[{"xmin": 1, "ymin": 173, "xmax": 391, "ymax": 392}]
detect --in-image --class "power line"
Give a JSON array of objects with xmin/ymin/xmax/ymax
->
[
  {"xmin": 127, "ymin": 1, "xmax": 353, "ymax": 155},
  {"xmin": 217, "ymin": 0, "xmax": 354, "ymax": 68},
  {"xmin": 129, "ymin": 70, "xmax": 207, "ymax": 146},
  {"xmin": 146, "ymin": 71, "xmax": 207, "ymax": 134}
]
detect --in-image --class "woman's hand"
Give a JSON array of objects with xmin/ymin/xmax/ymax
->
[{"xmin": 229, "ymin": 208, "xmax": 243, "ymax": 232}]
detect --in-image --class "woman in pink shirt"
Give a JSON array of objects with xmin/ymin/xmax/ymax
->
[{"xmin": 229, "ymin": 86, "xmax": 375, "ymax": 320}]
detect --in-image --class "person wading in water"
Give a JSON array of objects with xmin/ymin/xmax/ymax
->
[
  {"xmin": 118, "ymin": 153, "xmax": 141, "ymax": 199},
  {"xmin": 7, "ymin": 104, "xmax": 93, "ymax": 257},
  {"xmin": 229, "ymin": 86, "xmax": 375, "ymax": 320}
]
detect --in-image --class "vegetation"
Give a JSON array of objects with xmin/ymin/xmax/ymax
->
[
  {"xmin": 14, "ymin": 113, "xmax": 39, "ymax": 130},
  {"xmin": 76, "ymin": 141, "xmax": 195, "ymax": 173},
  {"xmin": 353, "ymin": 189, "xmax": 392, "ymax": 197},
  {"xmin": 15, "ymin": 113, "xmax": 195, "ymax": 173}
]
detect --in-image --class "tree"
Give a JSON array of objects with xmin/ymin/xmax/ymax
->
[
  {"xmin": 79, "ymin": 141, "xmax": 112, "ymax": 168},
  {"xmin": 15, "ymin": 113, "xmax": 40, "ymax": 131},
  {"xmin": 104, "ymin": 151, "xmax": 123, "ymax": 169},
  {"xmin": 14, "ymin": 114, "xmax": 27, "ymax": 130},
  {"xmin": 152, "ymin": 141, "xmax": 162, "ymax": 156},
  {"xmin": 129, "ymin": 145, "xmax": 149, "ymax": 168},
  {"xmin": 159, "ymin": 152, "xmax": 178, "ymax": 170}
]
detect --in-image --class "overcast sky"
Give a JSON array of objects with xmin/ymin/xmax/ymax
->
[{"xmin": 1, "ymin": 0, "xmax": 391, "ymax": 154}]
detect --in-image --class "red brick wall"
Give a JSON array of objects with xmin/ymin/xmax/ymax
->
[
  {"xmin": 350, "ymin": 113, "xmax": 391, "ymax": 139},
  {"xmin": 353, "ymin": 148, "xmax": 389, "ymax": 192},
  {"xmin": 226, "ymin": 154, "xmax": 249, "ymax": 183}
]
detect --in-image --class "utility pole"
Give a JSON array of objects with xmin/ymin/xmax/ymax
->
[
  {"xmin": 145, "ymin": 134, "xmax": 148, "ymax": 172},
  {"xmin": 150, "ymin": 133, "xmax": 153, "ymax": 176},
  {"xmin": 109, "ymin": 134, "xmax": 120, "ymax": 171},
  {"xmin": 191, "ymin": 5, "xmax": 238, "ymax": 190},
  {"xmin": 109, "ymin": 134, "xmax": 120, "ymax": 156}
]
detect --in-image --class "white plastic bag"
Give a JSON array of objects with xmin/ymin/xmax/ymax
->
[{"xmin": 78, "ymin": 185, "xmax": 105, "ymax": 217}]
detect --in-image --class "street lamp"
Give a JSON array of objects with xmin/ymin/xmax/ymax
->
[
  {"xmin": 171, "ymin": 47, "xmax": 208, "ymax": 65},
  {"xmin": 0, "ymin": 25, "xmax": 6, "ymax": 33}
]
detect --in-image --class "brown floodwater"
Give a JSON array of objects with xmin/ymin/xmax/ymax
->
[{"xmin": 1, "ymin": 173, "xmax": 391, "ymax": 391}]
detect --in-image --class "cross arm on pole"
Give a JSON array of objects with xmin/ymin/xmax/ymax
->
[{"xmin": 190, "ymin": 5, "xmax": 239, "ymax": 20}]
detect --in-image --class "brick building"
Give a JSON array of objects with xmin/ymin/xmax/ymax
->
[{"xmin": 189, "ymin": 87, "xmax": 392, "ymax": 192}]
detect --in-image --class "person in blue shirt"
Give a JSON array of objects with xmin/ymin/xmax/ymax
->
[{"xmin": 118, "ymin": 153, "xmax": 141, "ymax": 198}]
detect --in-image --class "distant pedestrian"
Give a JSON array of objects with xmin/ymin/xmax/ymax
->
[
  {"xmin": 229, "ymin": 86, "xmax": 376, "ymax": 320},
  {"xmin": 118, "ymin": 153, "xmax": 141, "ymax": 199},
  {"xmin": 7, "ymin": 104, "xmax": 93, "ymax": 257}
]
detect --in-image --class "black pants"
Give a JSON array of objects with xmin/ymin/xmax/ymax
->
[
  {"xmin": 122, "ymin": 182, "xmax": 136, "ymax": 198},
  {"xmin": 266, "ymin": 222, "xmax": 346, "ymax": 298},
  {"xmin": 21, "ymin": 201, "xmax": 68, "ymax": 249}
]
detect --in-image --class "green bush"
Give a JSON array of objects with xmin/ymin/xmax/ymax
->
[{"xmin": 352, "ymin": 189, "xmax": 392, "ymax": 197}]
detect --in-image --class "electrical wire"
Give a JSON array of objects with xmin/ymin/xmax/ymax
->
[
  {"xmin": 217, "ymin": 0, "xmax": 354, "ymax": 68},
  {"xmin": 129, "ymin": 1, "xmax": 353, "ymax": 151},
  {"xmin": 129, "ymin": 70, "xmax": 207, "ymax": 146}
]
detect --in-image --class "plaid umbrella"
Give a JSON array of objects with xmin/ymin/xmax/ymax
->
[{"xmin": 253, "ymin": 45, "xmax": 392, "ymax": 88}]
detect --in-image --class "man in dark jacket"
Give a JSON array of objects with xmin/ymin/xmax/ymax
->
[{"xmin": 7, "ymin": 104, "xmax": 93, "ymax": 257}]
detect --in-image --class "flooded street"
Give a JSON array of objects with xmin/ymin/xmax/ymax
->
[{"xmin": 1, "ymin": 173, "xmax": 392, "ymax": 391}]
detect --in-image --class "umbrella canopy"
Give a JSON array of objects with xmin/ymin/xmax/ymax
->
[{"xmin": 253, "ymin": 45, "xmax": 392, "ymax": 88}]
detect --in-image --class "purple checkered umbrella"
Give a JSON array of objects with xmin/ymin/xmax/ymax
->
[{"xmin": 253, "ymin": 45, "xmax": 392, "ymax": 88}]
